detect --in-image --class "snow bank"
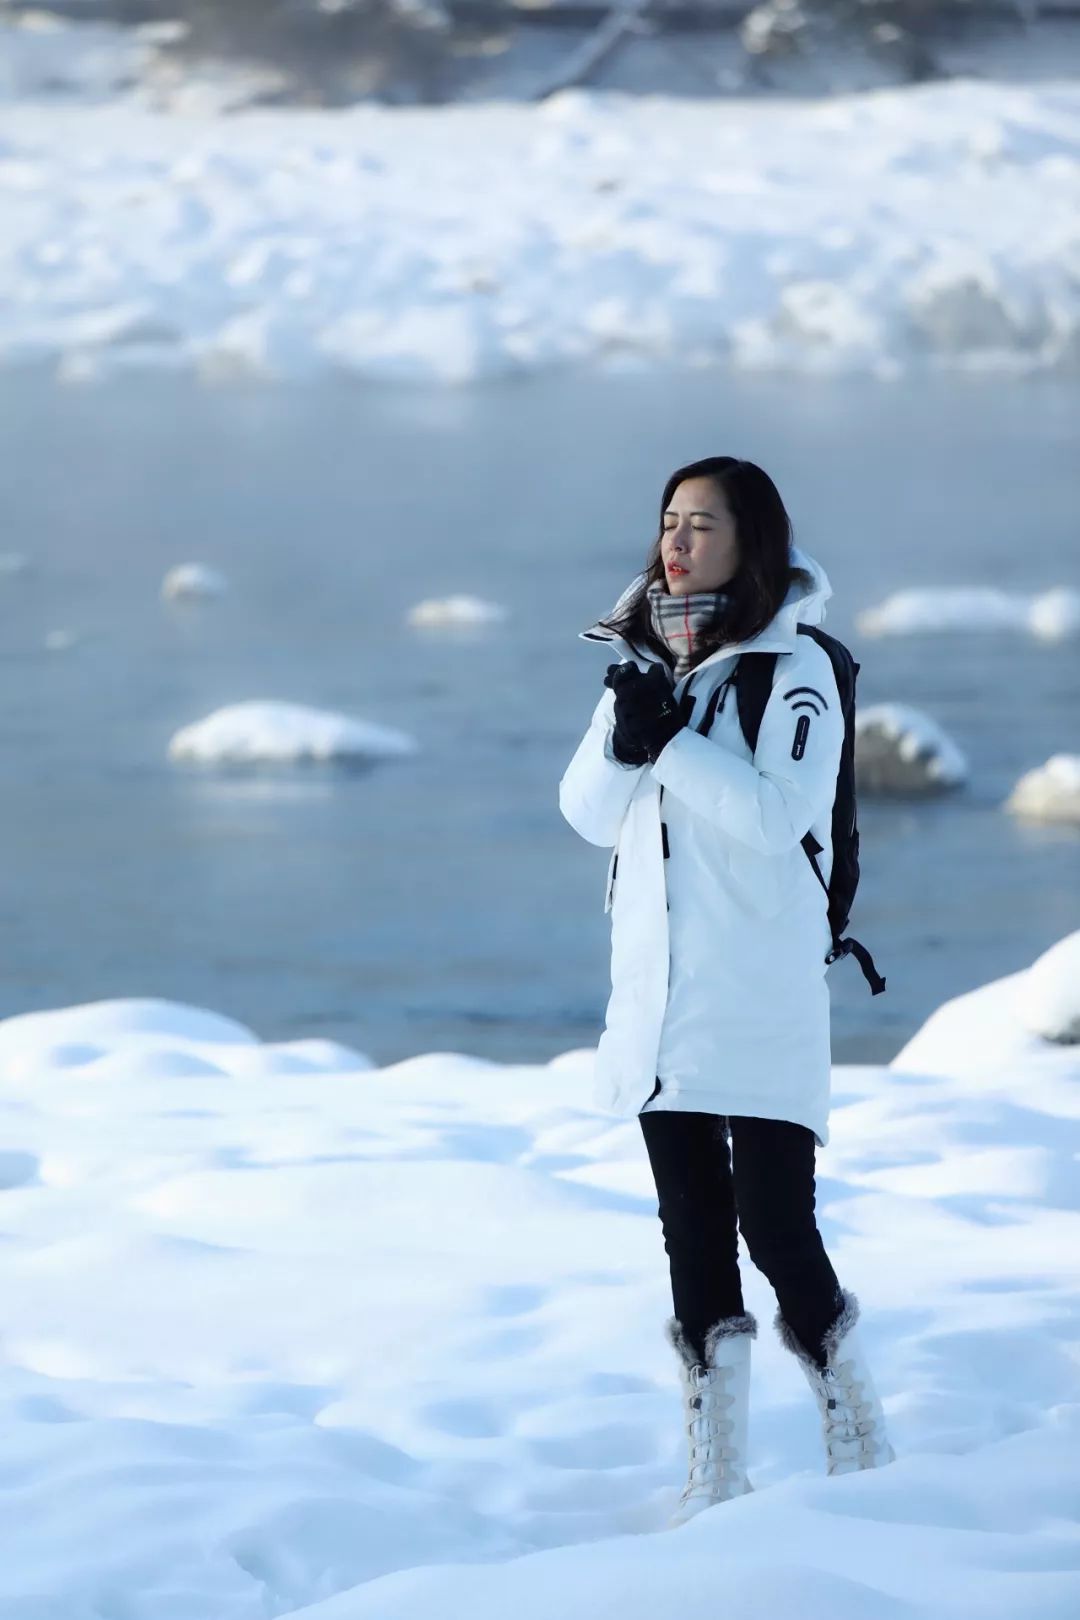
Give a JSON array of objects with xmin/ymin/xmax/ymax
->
[
  {"xmin": 0, "ymin": 945, "xmax": 1078, "ymax": 1617},
  {"xmin": 406, "ymin": 593, "xmax": 507, "ymax": 627},
  {"xmin": 0, "ymin": 14, "xmax": 279, "ymax": 116},
  {"xmin": 856, "ymin": 585, "xmax": 1080, "ymax": 640},
  {"xmin": 1017, "ymin": 929, "xmax": 1080, "ymax": 1044},
  {"xmin": 0, "ymin": 995, "xmax": 257, "ymax": 1067},
  {"xmin": 2, "ymin": 77, "xmax": 1079, "ymax": 384},
  {"xmin": 168, "ymin": 700, "xmax": 418, "ymax": 765},
  {"xmin": 161, "ymin": 562, "xmax": 228, "ymax": 601},
  {"xmin": 854, "ymin": 702, "xmax": 968, "ymax": 794},
  {"xmin": 889, "ymin": 939, "xmax": 1076, "ymax": 1084},
  {"xmin": 1005, "ymin": 752, "xmax": 1080, "ymax": 824},
  {"xmin": 0, "ymin": 13, "xmax": 153, "ymax": 107}
]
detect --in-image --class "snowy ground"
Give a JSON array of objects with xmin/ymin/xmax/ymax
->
[
  {"xmin": 1, "ymin": 944, "xmax": 1078, "ymax": 1619},
  {"xmin": 1, "ymin": 68, "xmax": 1079, "ymax": 382}
]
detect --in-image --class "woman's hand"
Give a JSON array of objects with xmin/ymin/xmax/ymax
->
[
  {"xmin": 603, "ymin": 663, "xmax": 650, "ymax": 765},
  {"xmin": 604, "ymin": 662, "xmax": 685, "ymax": 764}
]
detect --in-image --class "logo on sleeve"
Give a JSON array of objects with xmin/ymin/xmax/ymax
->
[
  {"xmin": 783, "ymin": 685, "xmax": 829, "ymax": 714},
  {"xmin": 783, "ymin": 686, "xmax": 827, "ymax": 761}
]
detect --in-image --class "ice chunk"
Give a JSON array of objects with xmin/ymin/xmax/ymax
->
[
  {"xmin": 857, "ymin": 586, "xmax": 1080, "ymax": 639},
  {"xmin": 1005, "ymin": 754, "xmax": 1080, "ymax": 825},
  {"xmin": 169, "ymin": 701, "xmax": 418, "ymax": 766},
  {"xmin": 161, "ymin": 563, "xmax": 228, "ymax": 602},
  {"xmin": 406, "ymin": 595, "xmax": 507, "ymax": 628}
]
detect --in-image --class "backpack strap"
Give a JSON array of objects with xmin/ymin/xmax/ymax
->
[
  {"xmin": 696, "ymin": 674, "xmax": 733, "ymax": 738},
  {"xmin": 676, "ymin": 669, "xmax": 735, "ymax": 735},
  {"xmin": 734, "ymin": 652, "xmax": 887, "ymax": 996},
  {"xmin": 803, "ymin": 834, "xmax": 887, "ymax": 995},
  {"xmin": 733, "ymin": 651, "xmax": 778, "ymax": 753},
  {"xmin": 831, "ymin": 935, "xmax": 887, "ymax": 993}
]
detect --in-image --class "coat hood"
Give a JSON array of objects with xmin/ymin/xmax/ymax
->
[{"xmin": 580, "ymin": 543, "xmax": 833, "ymax": 665}]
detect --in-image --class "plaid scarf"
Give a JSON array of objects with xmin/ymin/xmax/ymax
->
[{"xmin": 645, "ymin": 577, "xmax": 733, "ymax": 681}]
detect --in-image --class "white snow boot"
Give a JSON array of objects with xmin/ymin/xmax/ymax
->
[
  {"xmin": 774, "ymin": 1288, "xmax": 896, "ymax": 1475},
  {"xmin": 665, "ymin": 1310, "xmax": 756, "ymax": 1526}
]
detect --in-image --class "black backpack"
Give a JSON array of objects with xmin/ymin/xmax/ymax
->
[{"xmin": 681, "ymin": 624, "xmax": 886, "ymax": 995}]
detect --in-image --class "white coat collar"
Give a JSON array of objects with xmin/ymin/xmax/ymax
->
[{"xmin": 579, "ymin": 544, "xmax": 833, "ymax": 678}]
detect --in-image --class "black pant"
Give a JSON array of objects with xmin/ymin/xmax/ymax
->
[{"xmin": 639, "ymin": 1098, "xmax": 844, "ymax": 1370}]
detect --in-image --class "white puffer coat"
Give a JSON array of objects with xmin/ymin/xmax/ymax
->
[{"xmin": 558, "ymin": 545, "xmax": 845, "ymax": 1148}]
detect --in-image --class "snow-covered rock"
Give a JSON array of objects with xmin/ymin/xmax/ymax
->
[
  {"xmin": 856, "ymin": 585, "xmax": 1080, "ymax": 641},
  {"xmin": 406, "ymin": 594, "xmax": 507, "ymax": 628},
  {"xmin": 854, "ymin": 702, "xmax": 968, "ymax": 795},
  {"xmin": 1017, "ymin": 930, "xmax": 1080, "ymax": 1045},
  {"xmin": 161, "ymin": 563, "xmax": 228, "ymax": 602},
  {"xmin": 168, "ymin": 700, "xmax": 418, "ymax": 765},
  {"xmin": 1005, "ymin": 753, "xmax": 1080, "ymax": 825}
]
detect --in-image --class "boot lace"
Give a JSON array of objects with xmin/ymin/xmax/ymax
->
[
  {"xmin": 680, "ymin": 1362, "xmax": 740, "ymax": 1501},
  {"xmin": 813, "ymin": 1357, "xmax": 885, "ymax": 1469}
]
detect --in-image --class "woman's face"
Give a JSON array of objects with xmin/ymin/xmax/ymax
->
[{"xmin": 661, "ymin": 477, "xmax": 740, "ymax": 595}]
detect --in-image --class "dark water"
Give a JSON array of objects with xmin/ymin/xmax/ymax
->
[{"xmin": 1, "ymin": 365, "xmax": 1076, "ymax": 1068}]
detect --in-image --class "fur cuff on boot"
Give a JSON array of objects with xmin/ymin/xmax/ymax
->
[
  {"xmin": 774, "ymin": 1287, "xmax": 860, "ymax": 1371},
  {"xmin": 666, "ymin": 1310, "xmax": 758, "ymax": 1371}
]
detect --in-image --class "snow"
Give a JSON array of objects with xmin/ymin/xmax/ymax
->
[
  {"xmin": 856, "ymin": 585, "xmax": 1080, "ymax": 640},
  {"xmin": 0, "ymin": 12, "xmax": 153, "ymax": 107},
  {"xmin": 1018, "ymin": 929, "xmax": 1080, "ymax": 1044},
  {"xmin": 161, "ymin": 562, "xmax": 228, "ymax": 601},
  {"xmin": 43, "ymin": 627, "xmax": 79, "ymax": 652},
  {"xmin": 1028, "ymin": 587, "xmax": 1080, "ymax": 642},
  {"xmin": 855, "ymin": 702, "xmax": 969, "ymax": 793},
  {"xmin": 406, "ymin": 594, "xmax": 508, "ymax": 627},
  {"xmin": 1, "ymin": 74, "xmax": 1079, "ymax": 384},
  {"xmin": 167, "ymin": 701, "xmax": 419, "ymax": 766},
  {"xmin": 0, "ymin": 941, "xmax": 1079, "ymax": 1617},
  {"xmin": 1005, "ymin": 753, "xmax": 1080, "ymax": 824},
  {"xmin": 0, "ymin": 12, "xmax": 278, "ymax": 114}
]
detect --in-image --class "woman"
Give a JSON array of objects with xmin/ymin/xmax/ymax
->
[{"xmin": 558, "ymin": 456, "xmax": 895, "ymax": 1527}]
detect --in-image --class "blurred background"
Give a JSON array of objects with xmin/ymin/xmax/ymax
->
[{"xmin": 1, "ymin": 0, "xmax": 1077, "ymax": 1069}]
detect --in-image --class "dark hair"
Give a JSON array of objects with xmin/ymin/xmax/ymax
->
[{"xmin": 596, "ymin": 456, "xmax": 813, "ymax": 670}]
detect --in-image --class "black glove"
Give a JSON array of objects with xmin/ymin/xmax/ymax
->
[
  {"xmin": 605, "ymin": 662, "xmax": 685, "ymax": 764},
  {"xmin": 611, "ymin": 728, "xmax": 650, "ymax": 767},
  {"xmin": 603, "ymin": 663, "xmax": 649, "ymax": 766}
]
